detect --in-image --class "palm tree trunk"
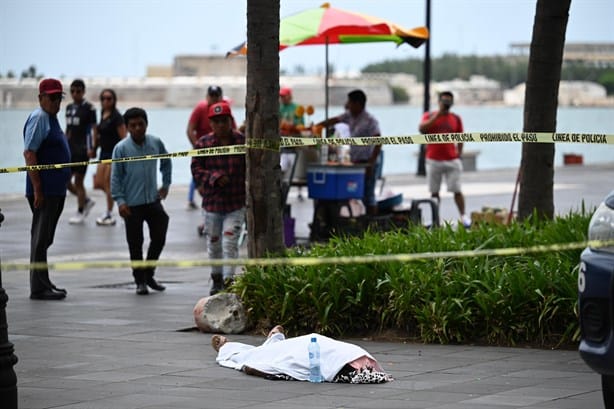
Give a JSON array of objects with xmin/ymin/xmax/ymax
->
[
  {"xmin": 518, "ymin": 0, "xmax": 571, "ymax": 220},
  {"xmin": 245, "ymin": 0, "xmax": 285, "ymax": 257}
]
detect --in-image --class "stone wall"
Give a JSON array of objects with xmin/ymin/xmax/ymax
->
[
  {"xmin": 0, "ymin": 75, "xmax": 392, "ymax": 109},
  {"xmin": 2, "ymin": 75, "xmax": 610, "ymax": 110}
]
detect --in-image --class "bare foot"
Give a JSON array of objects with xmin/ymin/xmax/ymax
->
[
  {"xmin": 267, "ymin": 325, "xmax": 284, "ymax": 338},
  {"xmin": 211, "ymin": 334, "xmax": 228, "ymax": 352}
]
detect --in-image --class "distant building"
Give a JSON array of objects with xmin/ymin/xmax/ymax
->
[
  {"xmin": 433, "ymin": 76, "xmax": 503, "ymax": 105},
  {"xmin": 3, "ymin": 49, "xmax": 613, "ymax": 109},
  {"xmin": 503, "ymin": 81, "xmax": 610, "ymax": 106},
  {"xmin": 145, "ymin": 55, "xmax": 247, "ymax": 78},
  {"xmin": 146, "ymin": 65, "xmax": 173, "ymax": 77},
  {"xmin": 509, "ymin": 42, "xmax": 614, "ymax": 66},
  {"xmin": 172, "ymin": 55, "xmax": 247, "ymax": 77}
]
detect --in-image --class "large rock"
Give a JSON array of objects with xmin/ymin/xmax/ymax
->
[{"xmin": 193, "ymin": 293, "xmax": 247, "ymax": 334}]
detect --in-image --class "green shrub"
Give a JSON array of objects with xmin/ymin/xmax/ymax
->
[
  {"xmin": 390, "ymin": 86, "xmax": 409, "ymax": 103},
  {"xmin": 233, "ymin": 211, "xmax": 591, "ymax": 347}
]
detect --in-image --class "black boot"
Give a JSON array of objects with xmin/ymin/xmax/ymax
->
[
  {"xmin": 136, "ymin": 283, "xmax": 149, "ymax": 295},
  {"xmin": 146, "ymin": 277, "xmax": 166, "ymax": 291},
  {"xmin": 210, "ymin": 273, "xmax": 224, "ymax": 295}
]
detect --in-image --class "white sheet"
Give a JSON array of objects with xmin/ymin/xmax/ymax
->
[{"xmin": 216, "ymin": 333, "xmax": 383, "ymax": 382}]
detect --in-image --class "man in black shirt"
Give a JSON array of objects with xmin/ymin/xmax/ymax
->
[{"xmin": 65, "ymin": 79, "xmax": 97, "ymax": 224}]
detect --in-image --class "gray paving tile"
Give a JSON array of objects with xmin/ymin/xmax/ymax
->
[
  {"xmin": 506, "ymin": 369, "xmax": 586, "ymax": 380},
  {"xmin": 538, "ymin": 374, "xmax": 601, "ymax": 390},
  {"xmin": 18, "ymin": 377, "xmax": 109, "ymax": 390},
  {"xmin": 498, "ymin": 385, "xmax": 591, "ymax": 400},
  {"xmin": 520, "ymin": 390, "xmax": 604, "ymax": 408},
  {"xmin": 427, "ymin": 379, "xmax": 516, "ymax": 395},
  {"xmin": 47, "ymin": 393, "xmax": 197, "ymax": 409},
  {"xmin": 462, "ymin": 394, "xmax": 548, "ymax": 407},
  {"xmin": 432, "ymin": 403, "xmax": 519, "ymax": 409},
  {"xmin": 64, "ymin": 371, "xmax": 158, "ymax": 382},
  {"xmin": 130, "ymin": 374, "xmax": 205, "ymax": 387}
]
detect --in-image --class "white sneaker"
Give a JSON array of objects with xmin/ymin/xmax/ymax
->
[
  {"xmin": 83, "ymin": 198, "xmax": 95, "ymax": 217},
  {"xmin": 69, "ymin": 212, "xmax": 85, "ymax": 225},
  {"xmin": 461, "ymin": 215, "xmax": 472, "ymax": 228},
  {"xmin": 96, "ymin": 214, "xmax": 116, "ymax": 226}
]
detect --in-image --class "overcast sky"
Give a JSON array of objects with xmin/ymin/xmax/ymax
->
[{"xmin": 1, "ymin": 0, "xmax": 612, "ymax": 78}]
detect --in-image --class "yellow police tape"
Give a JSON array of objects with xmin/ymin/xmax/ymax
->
[
  {"xmin": 0, "ymin": 145, "xmax": 247, "ymax": 174},
  {"xmin": 2, "ymin": 239, "xmax": 613, "ymax": 272},
  {"xmin": 2, "ymin": 131, "xmax": 613, "ymax": 174},
  {"xmin": 284, "ymin": 131, "xmax": 614, "ymax": 148}
]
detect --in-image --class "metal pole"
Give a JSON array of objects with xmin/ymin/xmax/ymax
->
[
  {"xmin": 325, "ymin": 36, "xmax": 330, "ymax": 137},
  {"xmin": 417, "ymin": 0, "xmax": 431, "ymax": 176},
  {"xmin": 0, "ymin": 209, "xmax": 18, "ymax": 408}
]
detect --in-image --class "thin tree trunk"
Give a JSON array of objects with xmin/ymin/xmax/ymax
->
[
  {"xmin": 518, "ymin": 0, "xmax": 571, "ymax": 220},
  {"xmin": 245, "ymin": 0, "xmax": 284, "ymax": 257}
]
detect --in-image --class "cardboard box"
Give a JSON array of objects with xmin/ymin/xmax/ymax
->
[{"xmin": 471, "ymin": 207, "xmax": 511, "ymax": 225}]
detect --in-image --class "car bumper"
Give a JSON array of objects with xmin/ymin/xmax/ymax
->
[{"xmin": 579, "ymin": 247, "xmax": 614, "ymax": 375}]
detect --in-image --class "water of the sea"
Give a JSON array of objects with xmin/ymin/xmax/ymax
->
[{"xmin": 1, "ymin": 105, "xmax": 613, "ymax": 195}]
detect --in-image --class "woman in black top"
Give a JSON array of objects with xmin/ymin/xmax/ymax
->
[{"xmin": 93, "ymin": 88, "xmax": 126, "ymax": 226}]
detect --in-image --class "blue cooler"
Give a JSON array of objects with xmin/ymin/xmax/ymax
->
[{"xmin": 307, "ymin": 164, "xmax": 366, "ymax": 200}]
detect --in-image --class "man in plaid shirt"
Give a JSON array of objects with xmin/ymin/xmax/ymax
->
[{"xmin": 191, "ymin": 102, "xmax": 246, "ymax": 295}]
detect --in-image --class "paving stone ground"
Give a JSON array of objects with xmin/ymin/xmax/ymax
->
[{"xmin": 1, "ymin": 164, "xmax": 612, "ymax": 408}]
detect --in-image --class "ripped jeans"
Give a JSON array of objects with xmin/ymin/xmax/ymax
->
[{"xmin": 203, "ymin": 207, "xmax": 246, "ymax": 279}]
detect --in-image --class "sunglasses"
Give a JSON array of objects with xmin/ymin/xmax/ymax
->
[
  {"xmin": 210, "ymin": 116, "xmax": 228, "ymax": 123},
  {"xmin": 46, "ymin": 94, "xmax": 64, "ymax": 102}
]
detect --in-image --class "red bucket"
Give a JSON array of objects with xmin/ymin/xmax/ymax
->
[{"xmin": 563, "ymin": 154, "xmax": 583, "ymax": 165}]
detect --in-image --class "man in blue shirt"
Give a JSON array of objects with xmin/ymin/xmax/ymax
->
[
  {"xmin": 111, "ymin": 107, "xmax": 172, "ymax": 295},
  {"xmin": 23, "ymin": 78, "xmax": 71, "ymax": 300}
]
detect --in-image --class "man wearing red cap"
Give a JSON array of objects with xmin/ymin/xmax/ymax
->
[
  {"xmin": 191, "ymin": 102, "xmax": 246, "ymax": 295},
  {"xmin": 23, "ymin": 78, "xmax": 72, "ymax": 300}
]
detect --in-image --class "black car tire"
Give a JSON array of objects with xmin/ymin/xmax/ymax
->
[{"xmin": 603, "ymin": 375, "xmax": 614, "ymax": 409}]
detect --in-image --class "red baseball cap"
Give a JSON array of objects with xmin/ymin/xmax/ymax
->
[
  {"xmin": 39, "ymin": 78, "xmax": 64, "ymax": 95},
  {"xmin": 208, "ymin": 102, "xmax": 232, "ymax": 119},
  {"xmin": 279, "ymin": 87, "xmax": 292, "ymax": 97}
]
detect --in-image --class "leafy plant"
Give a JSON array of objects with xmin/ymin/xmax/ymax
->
[{"xmin": 233, "ymin": 210, "xmax": 591, "ymax": 347}]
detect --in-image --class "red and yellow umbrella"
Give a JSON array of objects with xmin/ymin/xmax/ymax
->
[
  {"xmin": 227, "ymin": 3, "xmax": 428, "ymax": 121},
  {"xmin": 227, "ymin": 2, "xmax": 428, "ymax": 56}
]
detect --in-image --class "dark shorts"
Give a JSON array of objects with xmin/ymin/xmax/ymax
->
[{"xmin": 70, "ymin": 149, "xmax": 89, "ymax": 175}]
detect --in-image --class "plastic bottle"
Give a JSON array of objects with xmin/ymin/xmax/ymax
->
[
  {"xmin": 320, "ymin": 143, "xmax": 329, "ymax": 164},
  {"xmin": 337, "ymin": 145, "xmax": 351, "ymax": 163},
  {"xmin": 308, "ymin": 336, "xmax": 323, "ymax": 383}
]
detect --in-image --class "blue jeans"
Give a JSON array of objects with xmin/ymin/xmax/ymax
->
[
  {"xmin": 203, "ymin": 207, "xmax": 246, "ymax": 279},
  {"xmin": 188, "ymin": 178, "xmax": 196, "ymax": 203}
]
